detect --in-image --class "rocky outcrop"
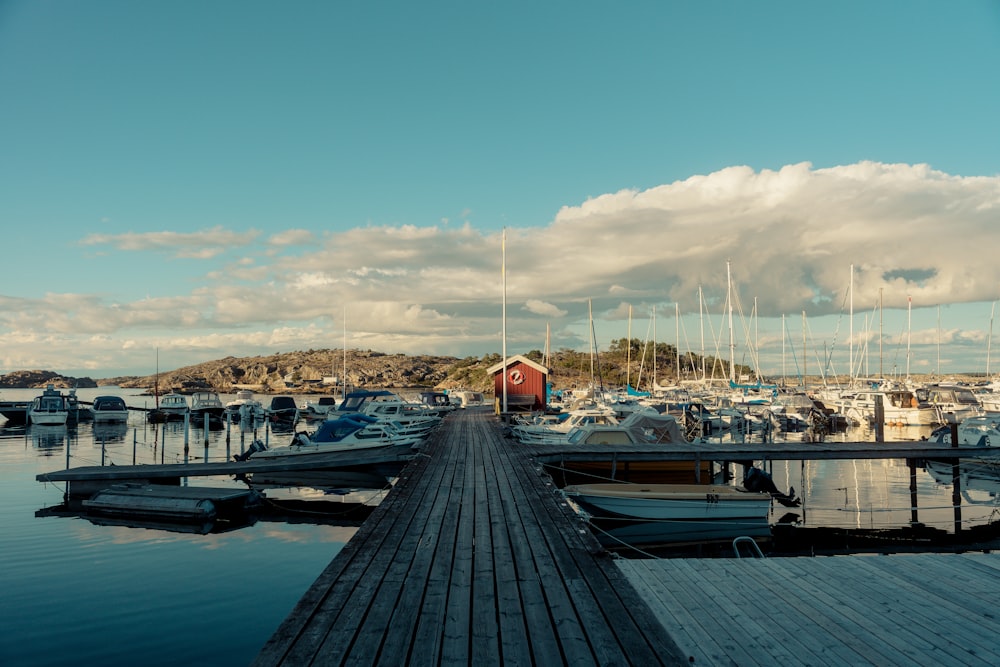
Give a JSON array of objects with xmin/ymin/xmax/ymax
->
[
  {"xmin": 0, "ymin": 349, "xmax": 595, "ymax": 394},
  {"xmin": 0, "ymin": 370, "xmax": 98, "ymax": 389},
  {"xmin": 98, "ymin": 349, "xmax": 469, "ymax": 394}
]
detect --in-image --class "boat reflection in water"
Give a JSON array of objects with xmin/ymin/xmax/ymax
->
[
  {"xmin": 92, "ymin": 420, "xmax": 129, "ymax": 444},
  {"xmin": 924, "ymin": 458, "xmax": 1000, "ymax": 503},
  {"xmin": 30, "ymin": 424, "xmax": 69, "ymax": 452},
  {"xmin": 589, "ymin": 515, "xmax": 773, "ymax": 550}
]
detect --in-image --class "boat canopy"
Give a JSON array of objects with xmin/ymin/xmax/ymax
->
[
  {"xmin": 337, "ymin": 390, "xmax": 397, "ymax": 412},
  {"xmin": 310, "ymin": 415, "xmax": 378, "ymax": 442}
]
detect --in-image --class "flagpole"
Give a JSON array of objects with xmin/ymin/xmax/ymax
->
[{"xmin": 501, "ymin": 228, "xmax": 508, "ymax": 415}]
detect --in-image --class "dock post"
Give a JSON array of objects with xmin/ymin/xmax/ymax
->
[
  {"xmin": 951, "ymin": 423, "xmax": 962, "ymax": 533},
  {"xmin": 133, "ymin": 429, "xmax": 137, "ymax": 465},
  {"xmin": 908, "ymin": 459, "xmax": 919, "ymax": 526},
  {"xmin": 183, "ymin": 412, "xmax": 190, "ymax": 458},
  {"xmin": 873, "ymin": 395, "xmax": 885, "ymax": 443}
]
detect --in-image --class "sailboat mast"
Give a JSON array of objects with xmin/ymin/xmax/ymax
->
[
  {"xmin": 906, "ymin": 295, "xmax": 912, "ymax": 380},
  {"xmin": 802, "ymin": 311, "xmax": 807, "ymax": 388},
  {"xmin": 675, "ymin": 302, "xmax": 680, "ymax": 380},
  {"xmin": 627, "ymin": 304, "xmax": 632, "ymax": 390},
  {"xmin": 781, "ymin": 314, "xmax": 786, "ymax": 384},
  {"xmin": 588, "ymin": 298, "xmax": 595, "ymax": 387},
  {"xmin": 727, "ymin": 261, "xmax": 735, "ymax": 383},
  {"xmin": 988, "ymin": 301, "xmax": 996, "ymax": 377},
  {"xmin": 343, "ymin": 306, "xmax": 347, "ymax": 396},
  {"xmin": 699, "ymin": 285, "xmax": 706, "ymax": 381},
  {"xmin": 879, "ymin": 287, "xmax": 884, "ymax": 379},
  {"xmin": 849, "ymin": 264, "xmax": 854, "ymax": 386}
]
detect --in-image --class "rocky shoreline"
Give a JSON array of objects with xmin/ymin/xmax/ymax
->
[{"xmin": 0, "ymin": 350, "xmax": 497, "ymax": 394}]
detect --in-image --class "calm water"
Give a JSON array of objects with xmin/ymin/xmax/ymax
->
[
  {"xmin": 3, "ymin": 388, "xmax": 999, "ymax": 665},
  {"xmin": 0, "ymin": 387, "xmax": 362, "ymax": 667}
]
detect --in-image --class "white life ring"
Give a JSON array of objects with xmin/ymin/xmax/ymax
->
[{"xmin": 509, "ymin": 369, "xmax": 525, "ymax": 385}]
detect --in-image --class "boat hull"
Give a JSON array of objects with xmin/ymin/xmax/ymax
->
[{"xmin": 564, "ymin": 483, "xmax": 772, "ymax": 521}]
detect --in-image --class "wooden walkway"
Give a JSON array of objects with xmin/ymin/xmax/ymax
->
[
  {"xmin": 620, "ymin": 553, "xmax": 1000, "ymax": 666},
  {"xmin": 37, "ymin": 445, "xmax": 414, "ymax": 498},
  {"xmin": 253, "ymin": 408, "xmax": 687, "ymax": 666}
]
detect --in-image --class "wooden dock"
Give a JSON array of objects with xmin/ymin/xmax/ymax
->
[
  {"xmin": 252, "ymin": 408, "xmax": 687, "ymax": 665},
  {"xmin": 620, "ymin": 553, "xmax": 1000, "ymax": 666},
  {"xmin": 36, "ymin": 445, "xmax": 414, "ymax": 497},
  {"xmin": 253, "ymin": 410, "xmax": 1000, "ymax": 666}
]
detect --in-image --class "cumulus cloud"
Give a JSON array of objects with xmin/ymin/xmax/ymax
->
[
  {"xmin": 7, "ymin": 162, "xmax": 1000, "ymax": 375},
  {"xmin": 524, "ymin": 300, "xmax": 567, "ymax": 318},
  {"xmin": 80, "ymin": 226, "xmax": 261, "ymax": 258}
]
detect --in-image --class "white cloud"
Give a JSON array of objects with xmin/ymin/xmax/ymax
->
[
  {"xmin": 523, "ymin": 300, "xmax": 567, "ymax": 318},
  {"xmin": 6, "ymin": 161, "xmax": 1000, "ymax": 376}
]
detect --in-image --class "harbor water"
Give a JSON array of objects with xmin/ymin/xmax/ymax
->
[
  {"xmin": 3, "ymin": 387, "xmax": 1000, "ymax": 665},
  {"xmin": 0, "ymin": 387, "xmax": 365, "ymax": 667}
]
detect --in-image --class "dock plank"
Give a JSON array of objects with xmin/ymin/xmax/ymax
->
[{"xmin": 254, "ymin": 409, "xmax": 685, "ymax": 666}]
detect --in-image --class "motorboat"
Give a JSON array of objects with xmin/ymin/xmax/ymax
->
[
  {"xmin": 831, "ymin": 387, "xmax": 941, "ymax": 427},
  {"xmin": 189, "ymin": 391, "xmax": 225, "ymax": 427},
  {"xmin": 267, "ymin": 396, "xmax": 300, "ymax": 428},
  {"xmin": 0, "ymin": 393, "xmax": 31, "ymax": 425},
  {"xmin": 563, "ymin": 410, "xmax": 689, "ymax": 446},
  {"xmin": 360, "ymin": 398, "xmax": 442, "ymax": 436},
  {"xmin": 224, "ymin": 389, "xmax": 264, "ymax": 423},
  {"xmin": 926, "ymin": 414, "xmax": 1000, "ymax": 449},
  {"xmin": 300, "ymin": 396, "xmax": 337, "ymax": 421},
  {"xmin": 450, "ymin": 390, "xmax": 486, "ymax": 408},
  {"xmin": 418, "ymin": 391, "xmax": 455, "ymax": 414},
  {"xmin": 510, "ymin": 407, "xmax": 620, "ymax": 444},
  {"xmin": 246, "ymin": 414, "xmax": 423, "ymax": 459},
  {"xmin": 27, "ymin": 385, "xmax": 70, "ymax": 426},
  {"xmin": 916, "ymin": 384, "xmax": 985, "ymax": 424},
  {"xmin": 148, "ymin": 392, "xmax": 190, "ymax": 422},
  {"xmin": 562, "ymin": 482, "xmax": 773, "ymax": 522},
  {"xmin": 91, "ymin": 395, "xmax": 129, "ymax": 423}
]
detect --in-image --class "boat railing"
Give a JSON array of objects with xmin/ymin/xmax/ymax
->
[{"xmin": 732, "ymin": 536, "xmax": 765, "ymax": 559}]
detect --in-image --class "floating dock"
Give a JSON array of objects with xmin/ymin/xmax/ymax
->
[
  {"xmin": 82, "ymin": 483, "xmax": 261, "ymax": 522},
  {"xmin": 253, "ymin": 409, "xmax": 1000, "ymax": 666},
  {"xmin": 36, "ymin": 444, "xmax": 414, "ymax": 498}
]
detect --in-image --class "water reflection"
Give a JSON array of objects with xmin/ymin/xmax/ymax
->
[
  {"xmin": 31, "ymin": 424, "xmax": 68, "ymax": 451},
  {"xmin": 92, "ymin": 421, "xmax": 129, "ymax": 444},
  {"xmin": 924, "ymin": 458, "xmax": 1000, "ymax": 504}
]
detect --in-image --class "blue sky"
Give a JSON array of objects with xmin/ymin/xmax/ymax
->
[{"xmin": 2, "ymin": 1, "xmax": 1000, "ymax": 381}]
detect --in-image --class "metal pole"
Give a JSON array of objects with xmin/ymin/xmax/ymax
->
[{"xmin": 951, "ymin": 423, "xmax": 962, "ymax": 534}]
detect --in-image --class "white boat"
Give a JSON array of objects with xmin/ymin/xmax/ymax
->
[
  {"xmin": 224, "ymin": 389, "xmax": 264, "ymax": 422},
  {"xmin": 927, "ymin": 414, "xmax": 1000, "ymax": 449},
  {"xmin": 247, "ymin": 414, "xmax": 422, "ymax": 459},
  {"xmin": 562, "ymin": 482, "xmax": 773, "ymax": 522},
  {"xmin": 360, "ymin": 398, "xmax": 442, "ymax": 435},
  {"xmin": 916, "ymin": 384, "xmax": 984, "ymax": 424},
  {"xmin": 159, "ymin": 393, "xmax": 190, "ymax": 418},
  {"xmin": 189, "ymin": 391, "xmax": 225, "ymax": 425},
  {"xmin": 301, "ymin": 396, "xmax": 337, "ymax": 421},
  {"xmin": 91, "ymin": 395, "xmax": 129, "ymax": 423},
  {"xmin": 451, "ymin": 390, "xmax": 486, "ymax": 408},
  {"xmin": 564, "ymin": 410, "xmax": 690, "ymax": 446},
  {"xmin": 27, "ymin": 385, "xmax": 69, "ymax": 426},
  {"xmin": 832, "ymin": 387, "xmax": 941, "ymax": 427},
  {"xmin": 510, "ymin": 407, "xmax": 620, "ymax": 444}
]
